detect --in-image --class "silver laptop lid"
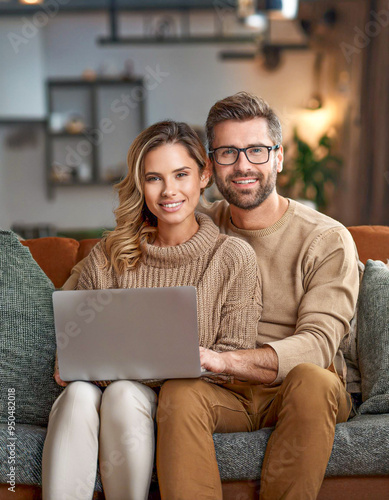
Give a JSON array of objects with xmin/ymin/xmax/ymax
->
[{"xmin": 53, "ymin": 286, "xmax": 201, "ymax": 381}]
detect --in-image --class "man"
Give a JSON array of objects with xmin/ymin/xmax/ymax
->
[{"xmin": 156, "ymin": 92, "xmax": 360, "ymax": 500}]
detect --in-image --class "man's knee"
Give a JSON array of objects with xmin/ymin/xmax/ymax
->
[
  {"xmin": 282, "ymin": 363, "xmax": 342, "ymax": 408},
  {"xmin": 286, "ymin": 363, "xmax": 338, "ymax": 388}
]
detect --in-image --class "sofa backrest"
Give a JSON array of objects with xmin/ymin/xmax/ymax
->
[
  {"xmin": 21, "ymin": 237, "xmax": 100, "ymax": 288},
  {"xmin": 347, "ymin": 225, "xmax": 389, "ymax": 264},
  {"xmin": 22, "ymin": 226, "xmax": 389, "ymax": 288}
]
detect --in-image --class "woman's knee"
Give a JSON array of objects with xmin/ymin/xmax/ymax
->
[
  {"xmin": 59, "ymin": 380, "xmax": 101, "ymax": 404},
  {"xmin": 102, "ymin": 380, "xmax": 157, "ymax": 416},
  {"xmin": 50, "ymin": 381, "xmax": 102, "ymax": 421}
]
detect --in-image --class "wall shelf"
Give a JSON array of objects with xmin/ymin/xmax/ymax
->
[{"xmin": 45, "ymin": 78, "xmax": 146, "ymax": 199}]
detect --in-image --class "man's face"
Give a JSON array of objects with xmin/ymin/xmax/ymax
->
[{"xmin": 210, "ymin": 118, "xmax": 283, "ymax": 210}]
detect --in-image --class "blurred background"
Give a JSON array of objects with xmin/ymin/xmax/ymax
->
[{"xmin": 0, "ymin": 0, "xmax": 388, "ymax": 239}]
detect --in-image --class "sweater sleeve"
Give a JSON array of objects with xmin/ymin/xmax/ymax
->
[
  {"xmin": 213, "ymin": 238, "xmax": 262, "ymax": 352},
  {"xmin": 75, "ymin": 242, "xmax": 107, "ymax": 290},
  {"xmin": 265, "ymin": 227, "xmax": 359, "ymax": 384},
  {"xmin": 61, "ymin": 258, "xmax": 87, "ymax": 290}
]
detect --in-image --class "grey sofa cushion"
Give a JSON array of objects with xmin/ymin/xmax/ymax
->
[
  {"xmin": 357, "ymin": 260, "xmax": 389, "ymax": 414},
  {"xmin": 214, "ymin": 414, "xmax": 389, "ymax": 480},
  {"xmin": 340, "ymin": 259, "xmax": 365, "ymax": 394},
  {"xmin": 0, "ymin": 231, "xmax": 63, "ymax": 427},
  {"xmin": 0, "ymin": 424, "xmax": 103, "ymax": 492},
  {"xmin": 2, "ymin": 415, "xmax": 388, "ymax": 486}
]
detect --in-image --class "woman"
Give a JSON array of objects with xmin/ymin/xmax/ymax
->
[{"xmin": 42, "ymin": 121, "xmax": 262, "ymax": 500}]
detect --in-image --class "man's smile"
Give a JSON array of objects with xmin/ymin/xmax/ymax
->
[{"xmin": 232, "ymin": 179, "xmax": 258, "ymax": 185}]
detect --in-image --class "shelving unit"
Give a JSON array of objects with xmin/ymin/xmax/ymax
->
[{"xmin": 45, "ymin": 78, "xmax": 146, "ymax": 198}]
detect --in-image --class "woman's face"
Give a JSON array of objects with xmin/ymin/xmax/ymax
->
[{"xmin": 143, "ymin": 143, "xmax": 209, "ymax": 227}]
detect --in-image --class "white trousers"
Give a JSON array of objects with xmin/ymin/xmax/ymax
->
[{"xmin": 42, "ymin": 380, "xmax": 157, "ymax": 500}]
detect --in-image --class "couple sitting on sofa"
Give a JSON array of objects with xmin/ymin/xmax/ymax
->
[{"xmin": 42, "ymin": 92, "xmax": 360, "ymax": 500}]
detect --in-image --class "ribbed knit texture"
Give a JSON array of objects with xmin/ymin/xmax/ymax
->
[
  {"xmin": 200, "ymin": 199, "xmax": 360, "ymax": 385},
  {"xmin": 0, "ymin": 231, "xmax": 63, "ymax": 426},
  {"xmin": 76, "ymin": 213, "xmax": 262, "ymax": 386}
]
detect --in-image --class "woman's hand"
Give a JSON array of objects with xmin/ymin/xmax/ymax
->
[{"xmin": 54, "ymin": 367, "xmax": 69, "ymax": 387}]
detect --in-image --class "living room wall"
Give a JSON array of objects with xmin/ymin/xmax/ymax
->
[{"xmin": 0, "ymin": 11, "xmax": 320, "ymax": 232}]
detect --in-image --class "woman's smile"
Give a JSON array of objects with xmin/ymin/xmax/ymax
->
[
  {"xmin": 143, "ymin": 143, "xmax": 209, "ymax": 245},
  {"xmin": 159, "ymin": 200, "xmax": 185, "ymax": 211}
]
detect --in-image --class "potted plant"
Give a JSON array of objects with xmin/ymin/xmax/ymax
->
[{"xmin": 278, "ymin": 128, "xmax": 343, "ymax": 211}]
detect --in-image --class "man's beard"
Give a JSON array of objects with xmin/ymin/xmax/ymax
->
[{"xmin": 213, "ymin": 164, "xmax": 277, "ymax": 211}]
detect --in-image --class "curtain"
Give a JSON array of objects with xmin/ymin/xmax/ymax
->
[{"xmin": 358, "ymin": 0, "xmax": 389, "ymax": 225}]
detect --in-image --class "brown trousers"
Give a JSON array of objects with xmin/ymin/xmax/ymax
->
[{"xmin": 156, "ymin": 363, "xmax": 352, "ymax": 500}]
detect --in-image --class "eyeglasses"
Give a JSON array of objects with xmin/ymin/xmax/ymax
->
[{"xmin": 209, "ymin": 145, "xmax": 280, "ymax": 166}]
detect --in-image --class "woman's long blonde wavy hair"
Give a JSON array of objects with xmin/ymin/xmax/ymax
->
[{"xmin": 103, "ymin": 120, "xmax": 211, "ymax": 274}]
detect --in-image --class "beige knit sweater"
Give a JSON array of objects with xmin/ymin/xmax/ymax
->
[
  {"xmin": 75, "ymin": 213, "xmax": 262, "ymax": 384},
  {"xmin": 199, "ymin": 199, "xmax": 360, "ymax": 385}
]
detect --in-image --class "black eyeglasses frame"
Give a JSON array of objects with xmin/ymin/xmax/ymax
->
[{"xmin": 208, "ymin": 144, "xmax": 280, "ymax": 166}]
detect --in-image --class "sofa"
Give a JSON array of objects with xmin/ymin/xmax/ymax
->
[{"xmin": 0, "ymin": 225, "xmax": 389, "ymax": 500}]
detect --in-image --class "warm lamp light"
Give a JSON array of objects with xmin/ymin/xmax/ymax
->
[
  {"xmin": 306, "ymin": 95, "xmax": 323, "ymax": 111},
  {"xmin": 297, "ymin": 102, "xmax": 338, "ymax": 146},
  {"xmin": 19, "ymin": 0, "xmax": 44, "ymax": 4}
]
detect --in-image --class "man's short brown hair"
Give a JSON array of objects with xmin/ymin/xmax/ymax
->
[{"xmin": 206, "ymin": 91, "xmax": 282, "ymax": 149}]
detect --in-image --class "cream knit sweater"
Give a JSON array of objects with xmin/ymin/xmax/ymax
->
[{"xmin": 76, "ymin": 213, "xmax": 262, "ymax": 360}]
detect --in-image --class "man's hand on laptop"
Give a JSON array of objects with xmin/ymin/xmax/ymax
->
[
  {"xmin": 199, "ymin": 345, "xmax": 279, "ymax": 385},
  {"xmin": 199, "ymin": 347, "xmax": 235, "ymax": 384},
  {"xmin": 200, "ymin": 347, "xmax": 227, "ymax": 373}
]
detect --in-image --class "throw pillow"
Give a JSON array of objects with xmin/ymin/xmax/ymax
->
[
  {"xmin": 357, "ymin": 259, "xmax": 389, "ymax": 414},
  {"xmin": 0, "ymin": 230, "xmax": 63, "ymax": 426},
  {"xmin": 340, "ymin": 259, "xmax": 365, "ymax": 394}
]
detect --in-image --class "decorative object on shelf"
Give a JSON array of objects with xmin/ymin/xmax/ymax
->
[
  {"xmin": 145, "ymin": 14, "xmax": 178, "ymax": 39},
  {"xmin": 50, "ymin": 163, "xmax": 77, "ymax": 184},
  {"xmin": 49, "ymin": 112, "xmax": 66, "ymax": 133},
  {"xmin": 278, "ymin": 128, "xmax": 343, "ymax": 211},
  {"xmin": 121, "ymin": 59, "xmax": 135, "ymax": 80},
  {"xmin": 77, "ymin": 163, "xmax": 92, "ymax": 182},
  {"xmin": 64, "ymin": 114, "xmax": 86, "ymax": 134},
  {"xmin": 104, "ymin": 164, "xmax": 126, "ymax": 183},
  {"xmin": 97, "ymin": 61, "xmax": 120, "ymax": 78},
  {"xmin": 82, "ymin": 68, "xmax": 97, "ymax": 81}
]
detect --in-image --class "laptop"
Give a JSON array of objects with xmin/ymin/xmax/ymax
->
[{"xmin": 53, "ymin": 286, "xmax": 213, "ymax": 382}]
